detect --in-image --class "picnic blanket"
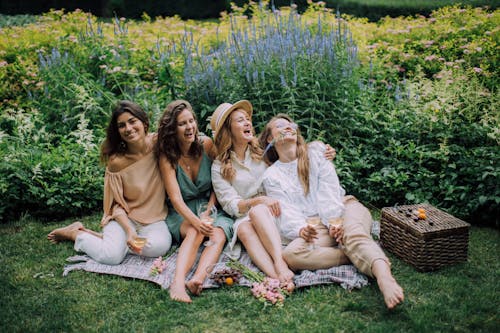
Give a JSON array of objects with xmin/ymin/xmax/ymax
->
[{"xmin": 63, "ymin": 247, "xmax": 369, "ymax": 291}]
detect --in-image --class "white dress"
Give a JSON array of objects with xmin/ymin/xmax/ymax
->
[
  {"xmin": 262, "ymin": 142, "xmax": 345, "ymax": 244},
  {"xmin": 211, "ymin": 147, "xmax": 268, "ymax": 250}
]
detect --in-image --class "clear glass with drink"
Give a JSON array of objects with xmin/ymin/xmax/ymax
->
[
  {"xmin": 306, "ymin": 215, "xmax": 321, "ymax": 250},
  {"xmin": 328, "ymin": 217, "xmax": 344, "ymax": 248},
  {"xmin": 198, "ymin": 203, "xmax": 217, "ymax": 246},
  {"xmin": 132, "ymin": 236, "xmax": 147, "ymax": 252}
]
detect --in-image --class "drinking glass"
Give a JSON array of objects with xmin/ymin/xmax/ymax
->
[
  {"xmin": 328, "ymin": 217, "xmax": 344, "ymax": 248},
  {"xmin": 306, "ymin": 215, "xmax": 321, "ymax": 250},
  {"xmin": 198, "ymin": 203, "xmax": 217, "ymax": 246},
  {"xmin": 131, "ymin": 236, "xmax": 147, "ymax": 253}
]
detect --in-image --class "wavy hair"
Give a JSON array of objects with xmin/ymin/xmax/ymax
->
[
  {"xmin": 100, "ymin": 100, "xmax": 149, "ymax": 164},
  {"xmin": 155, "ymin": 99, "xmax": 203, "ymax": 166},
  {"xmin": 214, "ymin": 110, "xmax": 263, "ymax": 181},
  {"xmin": 258, "ymin": 113, "xmax": 310, "ymax": 195}
]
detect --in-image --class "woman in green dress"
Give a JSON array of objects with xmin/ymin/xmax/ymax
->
[{"xmin": 155, "ymin": 100, "xmax": 233, "ymax": 303}]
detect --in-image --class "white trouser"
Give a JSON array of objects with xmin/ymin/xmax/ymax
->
[{"xmin": 74, "ymin": 219, "xmax": 172, "ymax": 265}]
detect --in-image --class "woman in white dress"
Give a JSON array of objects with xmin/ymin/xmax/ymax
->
[
  {"xmin": 210, "ymin": 100, "xmax": 294, "ymax": 284},
  {"xmin": 259, "ymin": 113, "xmax": 404, "ymax": 309}
]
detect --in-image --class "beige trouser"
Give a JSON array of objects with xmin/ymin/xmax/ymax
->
[
  {"xmin": 283, "ymin": 224, "xmax": 349, "ymax": 271},
  {"xmin": 282, "ymin": 196, "xmax": 389, "ymax": 275},
  {"xmin": 341, "ymin": 196, "xmax": 389, "ymax": 277}
]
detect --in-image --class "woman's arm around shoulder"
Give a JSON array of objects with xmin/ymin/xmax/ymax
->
[{"xmin": 201, "ymin": 135, "xmax": 216, "ymax": 160}]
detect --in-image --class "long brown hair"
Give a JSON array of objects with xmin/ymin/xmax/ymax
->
[
  {"xmin": 258, "ymin": 113, "xmax": 310, "ymax": 195},
  {"xmin": 100, "ymin": 100, "xmax": 149, "ymax": 164},
  {"xmin": 155, "ymin": 99, "xmax": 203, "ymax": 166},
  {"xmin": 214, "ymin": 110, "xmax": 263, "ymax": 181}
]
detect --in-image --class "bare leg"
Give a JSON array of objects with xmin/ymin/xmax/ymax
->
[
  {"xmin": 237, "ymin": 222, "xmax": 279, "ymax": 279},
  {"xmin": 372, "ymin": 259, "xmax": 404, "ymax": 309},
  {"xmin": 186, "ymin": 228, "xmax": 226, "ymax": 296},
  {"xmin": 249, "ymin": 205, "xmax": 294, "ymax": 283},
  {"xmin": 169, "ymin": 225, "xmax": 204, "ymax": 303},
  {"xmin": 47, "ymin": 221, "xmax": 84, "ymax": 243}
]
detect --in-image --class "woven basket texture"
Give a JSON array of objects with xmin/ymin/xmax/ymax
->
[{"xmin": 381, "ymin": 203, "xmax": 470, "ymax": 272}]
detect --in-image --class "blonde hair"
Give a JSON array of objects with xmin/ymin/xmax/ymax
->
[
  {"xmin": 258, "ymin": 114, "xmax": 310, "ymax": 195},
  {"xmin": 214, "ymin": 110, "xmax": 263, "ymax": 181}
]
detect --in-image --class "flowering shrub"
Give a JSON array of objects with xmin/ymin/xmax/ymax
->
[
  {"xmin": 180, "ymin": 1, "xmax": 359, "ymax": 138},
  {"xmin": 0, "ymin": 4, "xmax": 497, "ymax": 227},
  {"xmin": 358, "ymin": 5, "xmax": 499, "ymax": 90}
]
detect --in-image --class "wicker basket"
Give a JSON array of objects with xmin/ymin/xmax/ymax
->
[{"xmin": 381, "ymin": 203, "xmax": 470, "ymax": 272}]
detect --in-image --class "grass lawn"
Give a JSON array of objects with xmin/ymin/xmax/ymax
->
[{"xmin": 0, "ymin": 213, "xmax": 498, "ymax": 332}]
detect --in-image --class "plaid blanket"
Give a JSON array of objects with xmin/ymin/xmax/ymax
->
[{"xmin": 63, "ymin": 247, "xmax": 368, "ymax": 291}]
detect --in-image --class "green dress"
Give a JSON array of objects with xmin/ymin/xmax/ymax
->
[{"xmin": 166, "ymin": 151, "xmax": 234, "ymax": 244}]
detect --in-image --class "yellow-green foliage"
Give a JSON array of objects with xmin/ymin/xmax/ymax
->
[{"xmin": 0, "ymin": 4, "xmax": 498, "ymax": 226}]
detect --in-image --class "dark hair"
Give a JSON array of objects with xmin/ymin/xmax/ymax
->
[
  {"xmin": 100, "ymin": 100, "xmax": 149, "ymax": 164},
  {"xmin": 155, "ymin": 99, "xmax": 203, "ymax": 166}
]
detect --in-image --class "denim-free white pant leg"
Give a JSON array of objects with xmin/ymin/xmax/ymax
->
[
  {"xmin": 135, "ymin": 220, "xmax": 172, "ymax": 258},
  {"xmin": 74, "ymin": 219, "xmax": 172, "ymax": 265},
  {"xmin": 74, "ymin": 220, "xmax": 129, "ymax": 265}
]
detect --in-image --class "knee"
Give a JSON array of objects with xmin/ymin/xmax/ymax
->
[
  {"xmin": 98, "ymin": 247, "xmax": 127, "ymax": 265},
  {"xmin": 211, "ymin": 228, "xmax": 227, "ymax": 245},
  {"xmin": 248, "ymin": 204, "xmax": 270, "ymax": 221},
  {"xmin": 237, "ymin": 223, "xmax": 254, "ymax": 243},
  {"xmin": 185, "ymin": 225, "xmax": 204, "ymax": 241},
  {"xmin": 144, "ymin": 240, "xmax": 171, "ymax": 258}
]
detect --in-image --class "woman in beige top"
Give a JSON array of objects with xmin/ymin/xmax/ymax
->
[{"xmin": 47, "ymin": 100, "xmax": 172, "ymax": 265}]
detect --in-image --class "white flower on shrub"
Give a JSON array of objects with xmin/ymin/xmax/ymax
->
[{"xmin": 71, "ymin": 114, "xmax": 97, "ymax": 154}]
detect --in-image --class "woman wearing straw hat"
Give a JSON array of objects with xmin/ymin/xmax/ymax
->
[
  {"xmin": 210, "ymin": 100, "xmax": 334, "ymax": 284},
  {"xmin": 259, "ymin": 113, "xmax": 404, "ymax": 309}
]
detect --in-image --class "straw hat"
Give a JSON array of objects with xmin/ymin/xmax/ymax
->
[{"xmin": 210, "ymin": 100, "xmax": 253, "ymax": 141}]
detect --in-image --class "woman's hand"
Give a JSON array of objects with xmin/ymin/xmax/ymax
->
[
  {"xmin": 324, "ymin": 144, "xmax": 336, "ymax": 161},
  {"xmin": 198, "ymin": 216, "xmax": 214, "ymax": 237},
  {"xmin": 329, "ymin": 225, "xmax": 344, "ymax": 244},
  {"xmin": 259, "ymin": 196, "xmax": 281, "ymax": 217},
  {"xmin": 299, "ymin": 224, "xmax": 318, "ymax": 243},
  {"xmin": 126, "ymin": 230, "xmax": 143, "ymax": 254}
]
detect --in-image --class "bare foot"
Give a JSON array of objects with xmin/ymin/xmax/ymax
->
[
  {"xmin": 186, "ymin": 279, "xmax": 203, "ymax": 296},
  {"xmin": 47, "ymin": 222, "xmax": 84, "ymax": 244},
  {"xmin": 169, "ymin": 282, "xmax": 192, "ymax": 303},
  {"xmin": 372, "ymin": 259, "xmax": 404, "ymax": 309},
  {"xmin": 377, "ymin": 276, "xmax": 404, "ymax": 309},
  {"xmin": 276, "ymin": 261, "xmax": 295, "ymax": 284},
  {"xmin": 281, "ymin": 280, "xmax": 295, "ymax": 294}
]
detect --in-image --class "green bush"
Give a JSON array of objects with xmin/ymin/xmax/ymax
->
[
  {"xmin": 0, "ymin": 109, "xmax": 103, "ymax": 222},
  {"xmin": 0, "ymin": 5, "xmax": 497, "ymax": 227}
]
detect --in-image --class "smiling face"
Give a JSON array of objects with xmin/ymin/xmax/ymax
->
[
  {"xmin": 175, "ymin": 108, "xmax": 197, "ymax": 145},
  {"xmin": 229, "ymin": 109, "xmax": 253, "ymax": 145},
  {"xmin": 117, "ymin": 111, "xmax": 146, "ymax": 144},
  {"xmin": 269, "ymin": 118, "xmax": 298, "ymax": 145}
]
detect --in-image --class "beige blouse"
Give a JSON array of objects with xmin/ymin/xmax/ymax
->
[{"xmin": 101, "ymin": 151, "xmax": 167, "ymax": 226}]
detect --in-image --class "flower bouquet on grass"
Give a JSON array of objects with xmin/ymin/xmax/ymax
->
[
  {"xmin": 227, "ymin": 260, "xmax": 294, "ymax": 307},
  {"xmin": 149, "ymin": 256, "xmax": 168, "ymax": 276}
]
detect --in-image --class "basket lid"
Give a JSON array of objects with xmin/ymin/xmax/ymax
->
[{"xmin": 381, "ymin": 203, "xmax": 470, "ymax": 239}]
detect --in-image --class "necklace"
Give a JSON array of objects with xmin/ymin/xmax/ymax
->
[{"xmin": 179, "ymin": 155, "xmax": 192, "ymax": 170}]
